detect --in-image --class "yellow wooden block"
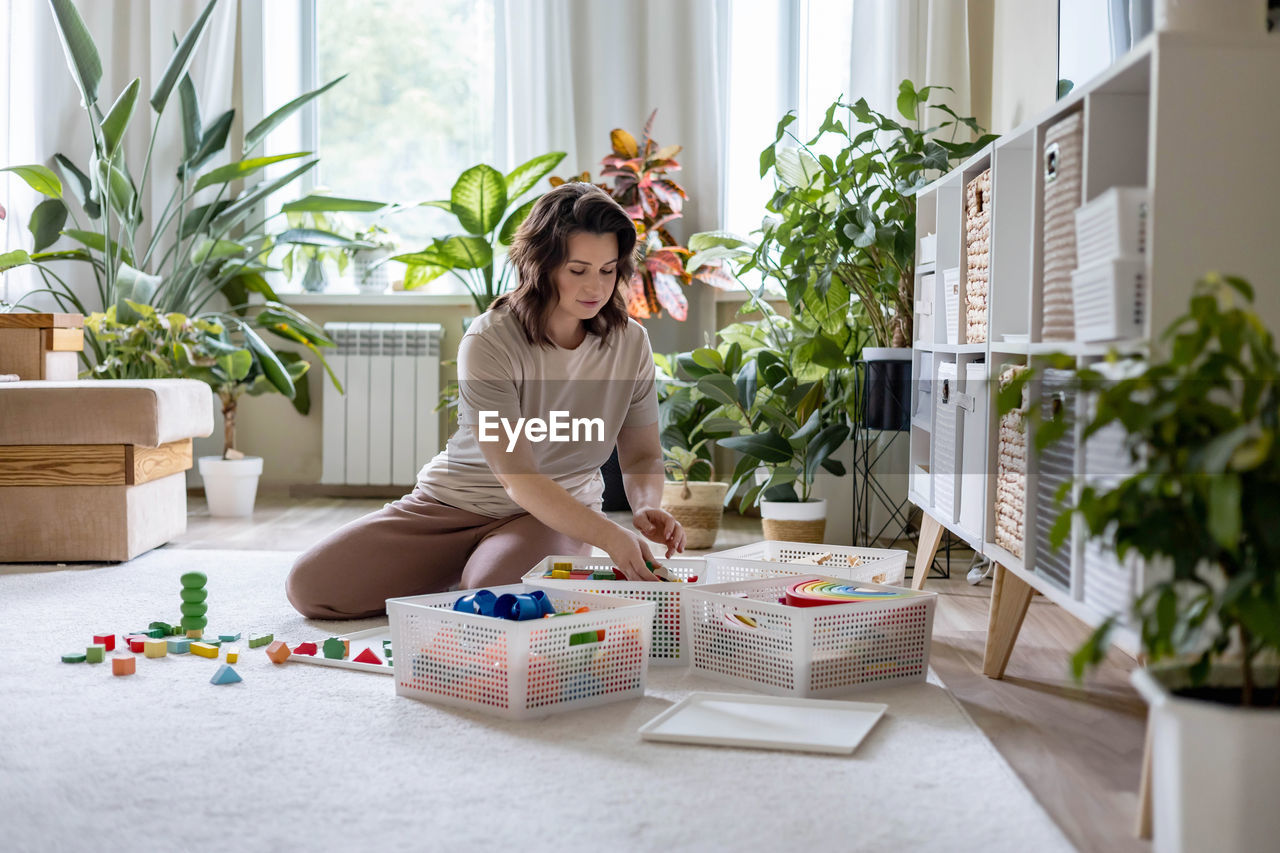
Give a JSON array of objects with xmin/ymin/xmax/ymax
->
[
  {"xmin": 144, "ymin": 639, "xmax": 167, "ymax": 658},
  {"xmin": 191, "ymin": 642, "xmax": 218, "ymax": 658},
  {"xmin": 225, "ymin": 646, "xmax": 239, "ymax": 663},
  {"xmin": 186, "ymin": 629, "xmax": 203, "ymax": 639}
]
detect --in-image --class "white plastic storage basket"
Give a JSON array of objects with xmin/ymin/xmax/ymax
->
[
  {"xmin": 704, "ymin": 541, "xmax": 908, "ymax": 587},
  {"xmin": 1072, "ymin": 257, "xmax": 1146, "ymax": 343},
  {"xmin": 685, "ymin": 574, "xmax": 936, "ymax": 697},
  {"xmin": 933, "ymin": 360, "xmax": 961, "ymax": 524},
  {"xmin": 523, "ymin": 556, "xmax": 705, "ymax": 666},
  {"xmin": 943, "ymin": 266, "xmax": 961, "ymax": 345},
  {"xmin": 958, "ymin": 361, "xmax": 988, "ymax": 538},
  {"xmin": 1032, "ymin": 369, "xmax": 1077, "ymax": 591},
  {"xmin": 915, "ymin": 272, "xmax": 935, "ymax": 344},
  {"xmin": 387, "ymin": 584, "xmax": 655, "ymax": 720},
  {"xmin": 1074, "ymin": 186, "xmax": 1147, "ymax": 268}
]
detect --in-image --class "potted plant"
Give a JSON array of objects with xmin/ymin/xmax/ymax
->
[
  {"xmin": 276, "ymin": 208, "xmax": 381, "ymax": 293},
  {"xmin": 682, "ymin": 304, "xmax": 851, "ymax": 543},
  {"xmin": 349, "ymin": 223, "xmax": 400, "ymax": 293},
  {"xmin": 1057, "ymin": 274, "xmax": 1280, "ymax": 852},
  {"xmin": 85, "ymin": 299, "xmax": 325, "ymax": 516},
  {"xmin": 655, "ymin": 353, "xmax": 738, "ymax": 549},
  {"xmin": 745, "ymin": 82, "xmax": 995, "ymax": 429}
]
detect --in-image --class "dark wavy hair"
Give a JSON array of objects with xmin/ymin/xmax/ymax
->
[{"xmin": 493, "ymin": 182, "xmax": 636, "ymax": 347}]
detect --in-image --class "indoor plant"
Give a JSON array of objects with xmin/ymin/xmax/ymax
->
[
  {"xmin": 393, "ymin": 152, "xmax": 567, "ymax": 314},
  {"xmin": 275, "ymin": 207, "xmax": 381, "ymax": 293},
  {"xmin": 349, "ymin": 223, "xmax": 400, "ymax": 293},
  {"xmin": 655, "ymin": 352, "xmax": 738, "ymax": 549},
  {"xmin": 1049, "ymin": 274, "xmax": 1279, "ymax": 851}
]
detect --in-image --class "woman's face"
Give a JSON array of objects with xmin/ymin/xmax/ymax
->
[{"xmin": 552, "ymin": 231, "xmax": 619, "ymax": 323}]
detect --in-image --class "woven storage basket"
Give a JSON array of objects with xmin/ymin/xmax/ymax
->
[
  {"xmin": 1041, "ymin": 112, "xmax": 1084, "ymax": 341},
  {"xmin": 995, "ymin": 365, "xmax": 1028, "ymax": 558},
  {"xmin": 762, "ymin": 517, "xmax": 825, "ymax": 543},
  {"xmin": 965, "ymin": 168, "xmax": 991, "ymax": 343}
]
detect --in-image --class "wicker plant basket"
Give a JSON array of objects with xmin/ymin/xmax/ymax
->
[
  {"xmin": 759, "ymin": 499, "xmax": 828, "ymax": 544},
  {"xmin": 661, "ymin": 481, "xmax": 729, "ymax": 550}
]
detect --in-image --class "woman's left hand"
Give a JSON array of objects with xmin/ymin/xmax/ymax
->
[{"xmin": 632, "ymin": 506, "xmax": 685, "ymax": 558}]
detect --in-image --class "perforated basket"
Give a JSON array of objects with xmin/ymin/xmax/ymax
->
[
  {"xmin": 523, "ymin": 556, "xmax": 704, "ymax": 666},
  {"xmin": 704, "ymin": 541, "xmax": 908, "ymax": 587},
  {"xmin": 685, "ymin": 574, "xmax": 936, "ymax": 697},
  {"xmin": 387, "ymin": 584, "xmax": 655, "ymax": 720}
]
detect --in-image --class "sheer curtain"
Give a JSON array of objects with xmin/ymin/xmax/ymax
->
[{"xmin": 1, "ymin": 0, "xmax": 240, "ymax": 310}]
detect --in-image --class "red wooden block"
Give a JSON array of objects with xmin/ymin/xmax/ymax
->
[
  {"xmin": 293, "ymin": 641, "xmax": 318, "ymax": 656},
  {"xmin": 352, "ymin": 647, "xmax": 382, "ymax": 665},
  {"xmin": 125, "ymin": 636, "xmax": 147, "ymax": 653},
  {"xmin": 93, "ymin": 633, "xmax": 116, "ymax": 652}
]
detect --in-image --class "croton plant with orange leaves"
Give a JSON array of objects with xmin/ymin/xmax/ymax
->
[{"xmin": 551, "ymin": 110, "xmax": 734, "ymax": 321}]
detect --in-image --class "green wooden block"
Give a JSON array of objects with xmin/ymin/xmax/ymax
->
[
  {"xmin": 248, "ymin": 633, "xmax": 273, "ymax": 648},
  {"xmin": 180, "ymin": 616, "xmax": 208, "ymax": 630},
  {"xmin": 322, "ymin": 638, "xmax": 346, "ymax": 660},
  {"xmin": 85, "ymin": 644, "xmax": 106, "ymax": 663},
  {"xmin": 180, "ymin": 588, "xmax": 208, "ymax": 603},
  {"xmin": 141, "ymin": 627, "xmax": 165, "ymax": 639},
  {"xmin": 179, "ymin": 571, "xmax": 208, "ymax": 590},
  {"xmin": 148, "ymin": 621, "xmax": 174, "ymax": 636},
  {"xmin": 180, "ymin": 602, "xmax": 208, "ymax": 618},
  {"xmin": 61, "ymin": 652, "xmax": 86, "ymax": 663}
]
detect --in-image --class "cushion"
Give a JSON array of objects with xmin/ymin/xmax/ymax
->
[{"xmin": 0, "ymin": 380, "xmax": 214, "ymax": 447}]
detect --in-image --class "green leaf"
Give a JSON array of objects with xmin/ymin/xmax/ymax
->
[
  {"xmin": 402, "ymin": 264, "xmax": 448, "ymax": 289},
  {"xmin": 735, "ymin": 358, "xmax": 758, "ymax": 410},
  {"xmin": 240, "ymin": 324, "xmax": 294, "ymax": 399},
  {"xmin": 179, "ymin": 201, "xmax": 232, "ymax": 239},
  {"xmin": 61, "ymin": 228, "xmax": 133, "ymax": 267},
  {"xmin": 896, "ymin": 79, "xmax": 920, "ymax": 121},
  {"xmin": 183, "ymin": 109, "xmax": 235, "ymax": 175},
  {"xmin": 1, "ymin": 165, "xmax": 62, "ymax": 198},
  {"xmin": 720, "ymin": 430, "xmax": 793, "ymax": 464},
  {"xmin": 1070, "ymin": 619, "xmax": 1115, "ymax": 681},
  {"xmin": 0, "ymin": 250, "xmax": 33, "ymax": 271},
  {"xmin": 498, "ymin": 197, "xmax": 536, "ymax": 246},
  {"xmin": 100, "ymin": 78, "xmax": 140, "ymax": 157},
  {"xmin": 1207, "ymin": 474, "xmax": 1242, "ymax": 551},
  {"xmin": 97, "ymin": 158, "xmax": 136, "ymax": 219},
  {"xmin": 451, "ymin": 164, "xmax": 507, "ymax": 235},
  {"xmin": 695, "ymin": 374, "xmax": 739, "ymax": 408},
  {"xmin": 29, "ymin": 199, "xmax": 69, "ymax": 253},
  {"xmin": 431, "ymin": 236, "xmax": 492, "ymax": 269},
  {"xmin": 49, "ymin": 0, "xmax": 103, "ymax": 109},
  {"xmin": 114, "ymin": 263, "xmax": 162, "ymax": 324},
  {"xmin": 804, "ymin": 423, "xmax": 848, "ymax": 484},
  {"xmin": 691, "ymin": 347, "xmax": 724, "ymax": 371},
  {"xmin": 194, "ymin": 152, "xmax": 311, "ymax": 192},
  {"xmin": 505, "ymin": 152, "xmax": 565, "ymax": 201},
  {"xmin": 281, "ymin": 194, "xmax": 387, "ymax": 213},
  {"xmin": 244, "ymin": 75, "xmax": 347, "ymax": 154},
  {"xmin": 151, "ymin": 0, "xmax": 218, "ymax": 113},
  {"xmin": 211, "ymin": 160, "xmax": 318, "ymax": 231},
  {"xmin": 177, "ymin": 71, "xmax": 201, "ymax": 162},
  {"xmin": 190, "ymin": 237, "xmax": 247, "ymax": 264},
  {"xmin": 275, "ymin": 228, "xmax": 370, "ymax": 250},
  {"xmin": 53, "ymin": 155, "xmax": 99, "ymax": 218},
  {"xmin": 216, "ymin": 348, "xmax": 253, "ymax": 382}
]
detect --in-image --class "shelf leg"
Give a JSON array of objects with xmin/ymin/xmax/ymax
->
[
  {"xmin": 981, "ymin": 562, "xmax": 1033, "ymax": 678},
  {"xmin": 910, "ymin": 511, "xmax": 945, "ymax": 590},
  {"xmin": 1135, "ymin": 715, "xmax": 1153, "ymax": 839}
]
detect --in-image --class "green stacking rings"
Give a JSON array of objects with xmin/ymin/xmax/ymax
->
[
  {"xmin": 180, "ymin": 602, "xmax": 208, "ymax": 617},
  {"xmin": 181, "ymin": 616, "xmax": 208, "ymax": 630},
  {"xmin": 180, "ymin": 588, "xmax": 208, "ymax": 603},
  {"xmin": 180, "ymin": 572, "xmax": 208, "ymax": 589}
]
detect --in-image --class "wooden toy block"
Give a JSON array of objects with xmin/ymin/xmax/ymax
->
[
  {"xmin": 125, "ymin": 636, "xmax": 147, "ymax": 653},
  {"xmin": 201, "ymin": 638, "xmax": 222, "ymax": 648},
  {"xmin": 167, "ymin": 638, "xmax": 191, "ymax": 654},
  {"xmin": 93, "ymin": 633, "xmax": 115, "ymax": 652},
  {"xmin": 265, "ymin": 640, "xmax": 291, "ymax": 664},
  {"xmin": 149, "ymin": 621, "xmax": 174, "ymax": 636},
  {"xmin": 190, "ymin": 642, "xmax": 218, "ymax": 658},
  {"xmin": 248, "ymin": 633, "xmax": 273, "ymax": 648},
  {"xmin": 552, "ymin": 561, "xmax": 573, "ymax": 572},
  {"xmin": 186, "ymin": 628, "xmax": 203, "ymax": 639},
  {"xmin": 293, "ymin": 641, "xmax": 318, "ymax": 656},
  {"xmin": 112, "ymin": 655, "xmax": 136, "ymax": 675},
  {"xmin": 382, "ymin": 640, "xmax": 393, "ymax": 659},
  {"xmin": 352, "ymin": 647, "xmax": 382, "ymax": 665},
  {"xmin": 225, "ymin": 646, "xmax": 239, "ymax": 663},
  {"xmin": 85, "ymin": 644, "xmax": 106, "ymax": 663},
  {"xmin": 142, "ymin": 627, "xmax": 165, "ymax": 639},
  {"xmin": 180, "ymin": 571, "xmax": 208, "ymax": 589},
  {"xmin": 322, "ymin": 638, "xmax": 346, "ymax": 660},
  {"xmin": 210, "ymin": 663, "xmax": 241, "ymax": 685},
  {"xmin": 180, "ymin": 588, "xmax": 207, "ymax": 603},
  {"xmin": 143, "ymin": 639, "xmax": 167, "ymax": 658},
  {"xmin": 218, "ymin": 633, "xmax": 241, "ymax": 643},
  {"xmin": 61, "ymin": 652, "xmax": 86, "ymax": 663}
]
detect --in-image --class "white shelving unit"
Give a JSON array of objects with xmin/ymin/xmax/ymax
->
[{"xmin": 908, "ymin": 31, "xmax": 1280, "ymax": 668}]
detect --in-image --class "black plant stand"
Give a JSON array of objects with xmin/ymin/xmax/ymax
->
[{"xmin": 851, "ymin": 359, "xmax": 950, "ymax": 581}]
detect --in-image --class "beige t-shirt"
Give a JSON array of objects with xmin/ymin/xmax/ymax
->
[{"xmin": 417, "ymin": 307, "xmax": 659, "ymax": 517}]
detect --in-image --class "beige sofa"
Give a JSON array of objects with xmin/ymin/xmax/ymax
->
[{"xmin": 0, "ymin": 380, "xmax": 214, "ymax": 562}]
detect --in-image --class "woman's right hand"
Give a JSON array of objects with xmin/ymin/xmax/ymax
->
[{"xmin": 602, "ymin": 523, "xmax": 663, "ymax": 581}]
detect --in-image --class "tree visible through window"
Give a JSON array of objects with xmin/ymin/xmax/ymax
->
[{"xmin": 315, "ymin": 0, "xmax": 496, "ymax": 247}]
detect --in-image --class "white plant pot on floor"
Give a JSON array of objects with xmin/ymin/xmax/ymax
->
[
  {"xmin": 197, "ymin": 456, "xmax": 264, "ymax": 518},
  {"xmin": 760, "ymin": 498, "xmax": 827, "ymax": 544},
  {"xmin": 1132, "ymin": 664, "xmax": 1280, "ymax": 853}
]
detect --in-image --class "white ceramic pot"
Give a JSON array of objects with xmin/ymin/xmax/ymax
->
[
  {"xmin": 197, "ymin": 455, "xmax": 264, "ymax": 518},
  {"xmin": 353, "ymin": 248, "xmax": 393, "ymax": 294},
  {"xmin": 760, "ymin": 498, "xmax": 827, "ymax": 543},
  {"xmin": 661, "ymin": 481, "xmax": 729, "ymax": 550},
  {"xmin": 1132, "ymin": 664, "xmax": 1280, "ymax": 853}
]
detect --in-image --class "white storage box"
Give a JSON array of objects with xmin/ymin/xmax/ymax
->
[
  {"xmin": 685, "ymin": 574, "xmax": 936, "ymax": 697},
  {"xmin": 915, "ymin": 272, "xmax": 935, "ymax": 344},
  {"xmin": 1032, "ymin": 369, "xmax": 1076, "ymax": 591},
  {"xmin": 1074, "ymin": 186, "xmax": 1148, "ymax": 268},
  {"xmin": 388, "ymin": 583, "xmax": 655, "ymax": 720},
  {"xmin": 943, "ymin": 266, "xmax": 961, "ymax": 345},
  {"xmin": 933, "ymin": 360, "xmax": 961, "ymax": 524},
  {"xmin": 523, "ymin": 556, "xmax": 705, "ymax": 666},
  {"xmin": 914, "ymin": 351, "xmax": 933, "ymax": 420},
  {"xmin": 704, "ymin": 540, "xmax": 908, "ymax": 587},
  {"xmin": 1072, "ymin": 257, "xmax": 1146, "ymax": 343},
  {"xmin": 919, "ymin": 232, "xmax": 937, "ymax": 265},
  {"xmin": 958, "ymin": 361, "xmax": 988, "ymax": 537},
  {"xmin": 911, "ymin": 464, "xmax": 931, "ymax": 502}
]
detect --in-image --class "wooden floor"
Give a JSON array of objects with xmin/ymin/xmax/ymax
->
[{"xmin": 177, "ymin": 492, "xmax": 1147, "ymax": 852}]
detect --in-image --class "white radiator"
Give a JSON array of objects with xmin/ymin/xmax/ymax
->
[{"xmin": 321, "ymin": 322, "xmax": 444, "ymax": 486}]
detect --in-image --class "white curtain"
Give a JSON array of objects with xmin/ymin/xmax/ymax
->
[{"xmin": 1, "ymin": 0, "xmax": 239, "ymax": 310}]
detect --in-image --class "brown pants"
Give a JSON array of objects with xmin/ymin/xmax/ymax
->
[{"xmin": 285, "ymin": 488, "xmax": 591, "ymax": 619}]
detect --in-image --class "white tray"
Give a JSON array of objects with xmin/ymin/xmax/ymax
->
[
  {"xmin": 287, "ymin": 624, "xmax": 393, "ymax": 675},
  {"xmin": 638, "ymin": 691, "xmax": 887, "ymax": 755}
]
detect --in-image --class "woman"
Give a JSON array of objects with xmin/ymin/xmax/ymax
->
[{"xmin": 287, "ymin": 183, "xmax": 685, "ymax": 619}]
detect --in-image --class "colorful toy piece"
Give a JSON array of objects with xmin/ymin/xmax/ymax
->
[
  {"xmin": 225, "ymin": 646, "xmax": 239, "ymax": 664},
  {"xmin": 293, "ymin": 641, "xmax": 318, "ymax": 656},
  {"xmin": 149, "ymin": 621, "xmax": 174, "ymax": 636},
  {"xmin": 210, "ymin": 664, "xmax": 242, "ymax": 685},
  {"xmin": 353, "ymin": 647, "xmax": 382, "ymax": 665},
  {"xmin": 85, "ymin": 644, "xmax": 106, "ymax": 663},
  {"xmin": 186, "ymin": 629, "xmax": 204, "ymax": 639},
  {"xmin": 61, "ymin": 652, "xmax": 86, "ymax": 663},
  {"xmin": 265, "ymin": 640, "xmax": 291, "ymax": 664},
  {"xmin": 167, "ymin": 638, "xmax": 191, "ymax": 654},
  {"xmin": 179, "ymin": 571, "xmax": 208, "ymax": 637},
  {"xmin": 382, "ymin": 640, "xmax": 393, "ymax": 660},
  {"xmin": 111, "ymin": 655, "xmax": 136, "ymax": 676},
  {"xmin": 783, "ymin": 579, "xmax": 915, "ymax": 608},
  {"xmin": 125, "ymin": 636, "xmax": 147, "ymax": 653},
  {"xmin": 191, "ymin": 642, "xmax": 218, "ymax": 658},
  {"xmin": 143, "ymin": 639, "xmax": 167, "ymax": 658},
  {"xmin": 322, "ymin": 638, "xmax": 347, "ymax": 660},
  {"xmin": 218, "ymin": 633, "xmax": 241, "ymax": 643},
  {"xmin": 93, "ymin": 633, "xmax": 115, "ymax": 652},
  {"xmin": 248, "ymin": 633, "xmax": 273, "ymax": 649}
]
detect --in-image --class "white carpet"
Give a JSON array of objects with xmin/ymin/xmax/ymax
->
[{"xmin": 0, "ymin": 549, "xmax": 1073, "ymax": 853}]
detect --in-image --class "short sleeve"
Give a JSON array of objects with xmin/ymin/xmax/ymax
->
[
  {"xmin": 623, "ymin": 326, "xmax": 659, "ymax": 427},
  {"xmin": 456, "ymin": 331, "xmax": 521, "ymax": 429}
]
